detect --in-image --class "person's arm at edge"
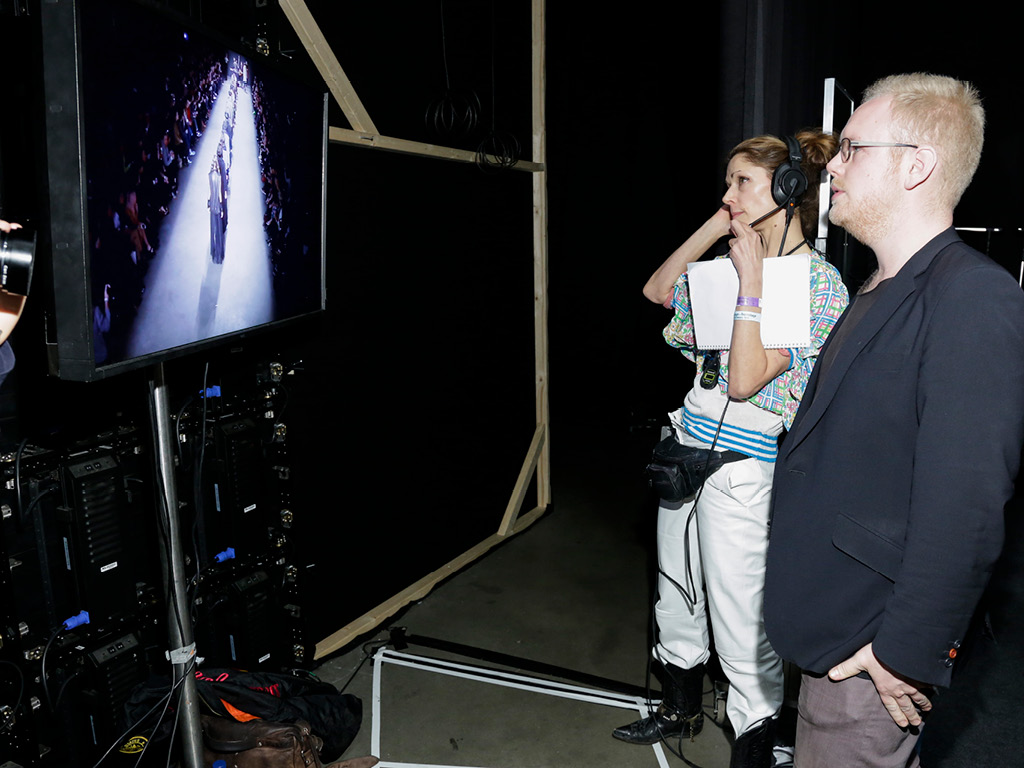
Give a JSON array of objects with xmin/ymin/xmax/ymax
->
[
  {"xmin": 0, "ymin": 292, "xmax": 26, "ymax": 346},
  {"xmin": 0, "ymin": 220, "xmax": 27, "ymax": 345}
]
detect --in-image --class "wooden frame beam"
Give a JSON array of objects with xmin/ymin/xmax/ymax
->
[
  {"xmin": 277, "ymin": 0, "xmax": 550, "ymax": 660},
  {"xmin": 498, "ymin": 424, "xmax": 546, "ymax": 536},
  {"xmin": 278, "ymin": 0, "xmax": 377, "ymax": 134},
  {"xmin": 531, "ymin": 0, "xmax": 550, "ymax": 510},
  {"xmin": 329, "ymin": 127, "xmax": 544, "ymax": 172}
]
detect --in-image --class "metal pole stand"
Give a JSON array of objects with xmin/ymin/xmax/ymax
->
[{"xmin": 148, "ymin": 362, "xmax": 204, "ymax": 768}]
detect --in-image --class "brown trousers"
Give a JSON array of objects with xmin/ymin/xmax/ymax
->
[{"xmin": 795, "ymin": 672, "xmax": 924, "ymax": 768}]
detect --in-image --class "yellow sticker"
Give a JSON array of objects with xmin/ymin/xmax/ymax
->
[{"xmin": 119, "ymin": 735, "xmax": 148, "ymax": 754}]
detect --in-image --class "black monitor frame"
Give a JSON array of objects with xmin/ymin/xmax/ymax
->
[{"xmin": 38, "ymin": 0, "xmax": 328, "ymax": 382}]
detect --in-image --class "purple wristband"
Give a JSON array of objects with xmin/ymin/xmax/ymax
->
[{"xmin": 736, "ymin": 296, "xmax": 762, "ymax": 307}]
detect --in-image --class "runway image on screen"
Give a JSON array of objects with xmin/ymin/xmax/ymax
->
[
  {"xmin": 126, "ymin": 56, "xmax": 273, "ymax": 357},
  {"xmin": 81, "ymin": 1, "xmax": 326, "ymax": 370}
]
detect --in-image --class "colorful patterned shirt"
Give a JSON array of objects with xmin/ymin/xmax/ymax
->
[{"xmin": 663, "ymin": 250, "xmax": 849, "ymax": 431}]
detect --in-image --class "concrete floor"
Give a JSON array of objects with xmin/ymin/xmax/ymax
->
[
  {"xmin": 311, "ymin": 422, "xmax": 1024, "ymax": 768},
  {"xmin": 314, "ymin": 427, "xmax": 757, "ymax": 768}
]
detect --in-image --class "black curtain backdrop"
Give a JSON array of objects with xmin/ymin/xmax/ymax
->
[{"xmin": 2, "ymin": 8, "xmax": 1021, "ymax": 766}]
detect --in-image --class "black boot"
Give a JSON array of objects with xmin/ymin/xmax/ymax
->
[
  {"xmin": 612, "ymin": 663, "xmax": 705, "ymax": 745},
  {"xmin": 730, "ymin": 716, "xmax": 777, "ymax": 768}
]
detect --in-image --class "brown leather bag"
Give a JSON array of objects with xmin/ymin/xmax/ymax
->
[
  {"xmin": 202, "ymin": 715, "xmax": 325, "ymax": 768},
  {"xmin": 201, "ymin": 716, "xmax": 379, "ymax": 768}
]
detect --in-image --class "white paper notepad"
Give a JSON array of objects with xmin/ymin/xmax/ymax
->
[{"xmin": 686, "ymin": 254, "xmax": 811, "ymax": 350}]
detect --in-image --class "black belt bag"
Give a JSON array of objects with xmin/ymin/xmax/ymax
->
[{"xmin": 646, "ymin": 436, "xmax": 749, "ymax": 502}]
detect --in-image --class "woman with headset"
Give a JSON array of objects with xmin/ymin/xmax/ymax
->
[{"xmin": 613, "ymin": 131, "xmax": 848, "ymax": 767}]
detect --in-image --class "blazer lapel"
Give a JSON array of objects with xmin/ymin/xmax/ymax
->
[{"xmin": 780, "ymin": 230, "xmax": 958, "ymax": 459}]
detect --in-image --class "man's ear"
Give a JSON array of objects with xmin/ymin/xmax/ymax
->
[{"xmin": 905, "ymin": 146, "xmax": 938, "ymax": 191}]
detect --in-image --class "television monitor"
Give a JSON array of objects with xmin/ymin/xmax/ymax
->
[{"xmin": 39, "ymin": 0, "xmax": 328, "ymax": 382}]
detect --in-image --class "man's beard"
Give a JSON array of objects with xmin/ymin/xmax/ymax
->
[{"xmin": 828, "ymin": 169, "xmax": 902, "ymax": 247}]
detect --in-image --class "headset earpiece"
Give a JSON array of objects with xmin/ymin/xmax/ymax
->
[{"xmin": 771, "ymin": 135, "xmax": 808, "ymax": 207}]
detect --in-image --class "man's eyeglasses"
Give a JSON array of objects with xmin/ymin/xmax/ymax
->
[{"xmin": 838, "ymin": 138, "xmax": 919, "ymax": 163}]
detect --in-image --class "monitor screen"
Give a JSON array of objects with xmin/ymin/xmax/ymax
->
[{"xmin": 41, "ymin": 0, "xmax": 328, "ymax": 381}]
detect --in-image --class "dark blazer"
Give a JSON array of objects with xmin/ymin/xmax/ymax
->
[{"xmin": 764, "ymin": 228, "xmax": 1024, "ymax": 687}]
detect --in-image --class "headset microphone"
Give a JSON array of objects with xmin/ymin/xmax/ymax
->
[{"xmin": 748, "ymin": 203, "xmax": 786, "ymax": 228}]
